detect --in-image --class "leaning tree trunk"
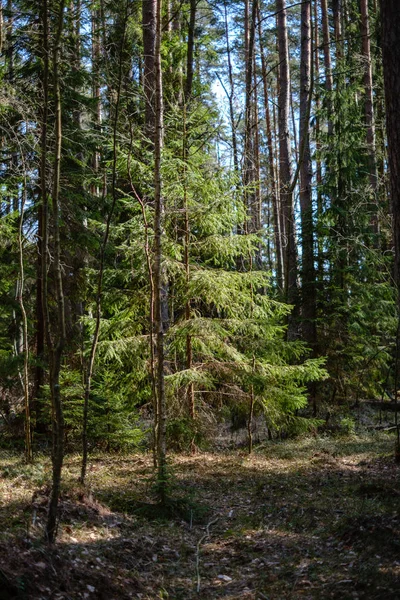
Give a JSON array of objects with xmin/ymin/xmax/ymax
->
[{"xmin": 380, "ymin": 0, "xmax": 400, "ymax": 461}]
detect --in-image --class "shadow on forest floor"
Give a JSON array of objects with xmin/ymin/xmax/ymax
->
[{"xmin": 0, "ymin": 433, "xmax": 399, "ymax": 599}]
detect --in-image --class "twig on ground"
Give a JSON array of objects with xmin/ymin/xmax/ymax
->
[{"xmin": 195, "ymin": 515, "xmax": 219, "ymax": 593}]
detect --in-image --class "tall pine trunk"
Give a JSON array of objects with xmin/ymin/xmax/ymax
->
[
  {"xmin": 276, "ymin": 0, "xmax": 298, "ymax": 320},
  {"xmin": 153, "ymin": 0, "xmax": 168, "ymax": 499},
  {"xmin": 299, "ymin": 0, "xmax": 316, "ymax": 349},
  {"xmin": 380, "ymin": 0, "xmax": 400, "ymax": 460},
  {"xmin": 360, "ymin": 0, "xmax": 378, "ymax": 235},
  {"xmin": 143, "ymin": 0, "xmax": 156, "ymax": 140},
  {"xmin": 320, "ymin": 0, "xmax": 333, "ymax": 135},
  {"xmin": 46, "ymin": 0, "xmax": 66, "ymax": 544},
  {"xmin": 258, "ymin": 5, "xmax": 283, "ymax": 288}
]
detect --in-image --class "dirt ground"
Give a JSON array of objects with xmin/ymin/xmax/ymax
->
[{"xmin": 0, "ymin": 433, "xmax": 399, "ymax": 599}]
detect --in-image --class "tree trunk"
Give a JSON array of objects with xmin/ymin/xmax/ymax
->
[
  {"xmin": 143, "ymin": 0, "xmax": 156, "ymax": 140},
  {"xmin": 299, "ymin": 0, "xmax": 316, "ymax": 348},
  {"xmin": 243, "ymin": 0, "xmax": 258, "ymax": 239},
  {"xmin": 185, "ymin": 0, "xmax": 196, "ymax": 100},
  {"xmin": 153, "ymin": 0, "xmax": 167, "ymax": 500},
  {"xmin": 380, "ymin": 0, "xmax": 400, "ymax": 459},
  {"xmin": 332, "ymin": 0, "xmax": 343, "ymax": 60},
  {"xmin": 314, "ymin": 0, "xmax": 324, "ymax": 290},
  {"xmin": 223, "ymin": 0, "xmax": 239, "ymax": 178},
  {"xmin": 276, "ymin": 0, "xmax": 298, "ymax": 315},
  {"xmin": 360, "ymin": 0, "xmax": 378, "ymax": 234},
  {"xmin": 80, "ymin": 3, "xmax": 127, "ymax": 484},
  {"xmin": 258, "ymin": 5, "xmax": 283, "ymax": 289},
  {"xmin": 46, "ymin": 0, "xmax": 66, "ymax": 544},
  {"xmin": 18, "ymin": 160, "xmax": 32, "ymax": 462}
]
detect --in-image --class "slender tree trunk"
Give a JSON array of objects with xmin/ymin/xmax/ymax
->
[
  {"xmin": 46, "ymin": 0, "xmax": 66, "ymax": 544},
  {"xmin": 380, "ymin": 0, "xmax": 400, "ymax": 460},
  {"xmin": 153, "ymin": 0, "xmax": 167, "ymax": 500},
  {"xmin": 80, "ymin": 3, "xmax": 128, "ymax": 484},
  {"xmin": 360, "ymin": 0, "xmax": 378, "ymax": 234},
  {"xmin": 143, "ymin": 0, "xmax": 156, "ymax": 140},
  {"xmin": 222, "ymin": 0, "xmax": 239, "ymax": 178},
  {"xmin": 314, "ymin": 0, "xmax": 324, "ymax": 289},
  {"xmin": 320, "ymin": 0, "xmax": 332, "ymax": 90},
  {"xmin": 185, "ymin": 0, "xmax": 196, "ymax": 100},
  {"xmin": 253, "ymin": 51, "xmax": 262, "ymax": 256},
  {"xmin": 182, "ymin": 105, "xmax": 195, "ymax": 438},
  {"xmin": 320, "ymin": 0, "xmax": 333, "ymax": 134},
  {"xmin": 243, "ymin": 0, "xmax": 257, "ymax": 238},
  {"xmin": 299, "ymin": 0, "xmax": 316, "ymax": 348},
  {"xmin": 332, "ymin": 0, "xmax": 343, "ymax": 60},
  {"xmin": 18, "ymin": 160, "xmax": 32, "ymax": 463},
  {"xmin": 0, "ymin": 2, "xmax": 3, "ymax": 55},
  {"xmin": 276, "ymin": 0, "xmax": 298, "ymax": 316},
  {"xmin": 258, "ymin": 5, "xmax": 283, "ymax": 289}
]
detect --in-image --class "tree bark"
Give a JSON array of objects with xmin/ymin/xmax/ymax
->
[
  {"xmin": 143, "ymin": 0, "xmax": 156, "ymax": 140},
  {"xmin": 243, "ymin": 0, "xmax": 258, "ymax": 238},
  {"xmin": 380, "ymin": 0, "xmax": 400, "ymax": 458},
  {"xmin": 276, "ymin": 0, "xmax": 298, "ymax": 313},
  {"xmin": 258, "ymin": 4, "xmax": 283, "ymax": 289},
  {"xmin": 153, "ymin": 0, "xmax": 167, "ymax": 500},
  {"xmin": 332, "ymin": 0, "xmax": 343, "ymax": 60},
  {"xmin": 80, "ymin": 2, "xmax": 128, "ymax": 484},
  {"xmin": 320, "ymin": 0, "xmax": 333, "ymax": 137},
  {"xmin": 185, "ymin": 0, "xmax": 196, "ymax": 100},
  {"xmin": 360, "ymin": 0, "xmax": 378, "ymax": 233},
  {"xmin": 299, "ymin": 0, "xmax": 316, "ymax": 349},
  {"xmin": 46, "ymin": 0, "xmax": 66, "ymax": 544}
]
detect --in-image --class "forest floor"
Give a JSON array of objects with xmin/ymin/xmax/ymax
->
[{"xmin": 0, "ymin": 433, "xmax": 399, "ymax": 600}]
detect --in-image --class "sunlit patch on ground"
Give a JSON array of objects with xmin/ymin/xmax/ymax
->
[{"xmin": 0, "ymin": 433, "xmax": 399, "ymax": 598}]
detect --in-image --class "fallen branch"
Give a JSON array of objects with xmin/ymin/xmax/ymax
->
[{"xmin": 195, "ymin": 515, "xmax": 219, "ymax": 593}]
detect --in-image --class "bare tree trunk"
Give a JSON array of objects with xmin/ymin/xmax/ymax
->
[
  {"xmin": 181, "ymin": 104, "xmax": 195, "ymax": 431},
  {"xmin": 222, "ymin": 0, "xmax": 239, "ymax": 178},
  {"xmin": 314, "ymin": 0, "xmax": 323, "ymax": 289},
  {"xmin": 320, "ymin": 0, "xmax": 333, "ymax": 135},
  {"xmin": 185, "ymin": 0, "xmax": 196, "ymax": 100},
  {"xmin": 299, "ymin": 0, "xmax": 316, "ymax": 348},
  {"xmin": 143, "ymin": 0, "xmax": 156, "ymax": 140},
  {"xmin": 276, "ymin": 0, "xmax": 298, "ymax": 315},
  {"xmin": 0, "ymin": 2, "xmax": 3, "ymax": 55},
  {"xmin": 243, "ymin": 0, "xmax": 257, "ymax": 238},
  {"xmin": 380, "ymin": 0, "xmax": 400, "ymax": 460},
  {"xmin": 18, "ymin": 155, "xmax": 32, "ymax": 463},
  {"xmin": 46, "ymin": 0, "xmax": 66, "ymax": 544},
  {"xmin": 360, "ymin": 0, "xmax": 378, "ymax": 234},
  {"xmin": 258, "ymin": 6, "xmax": 283, "ymax": 287},
  {"xmin": 80, "ymin": 3, "xmax": 128, "ymax": 484},
  {"xmin": 153, "ymin": 0, "xmax": 167, "ymax": 500},
  {"xmin": 332, "ymin": 0, "xmax": 343, "ymax": 60},
  {"xmin": 253, "ymin": 51, "xmax": 262, "ymax": 248},
  {"xmin": 320, "ymin": 0, "xmax": 332, "ymax": 91}
]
